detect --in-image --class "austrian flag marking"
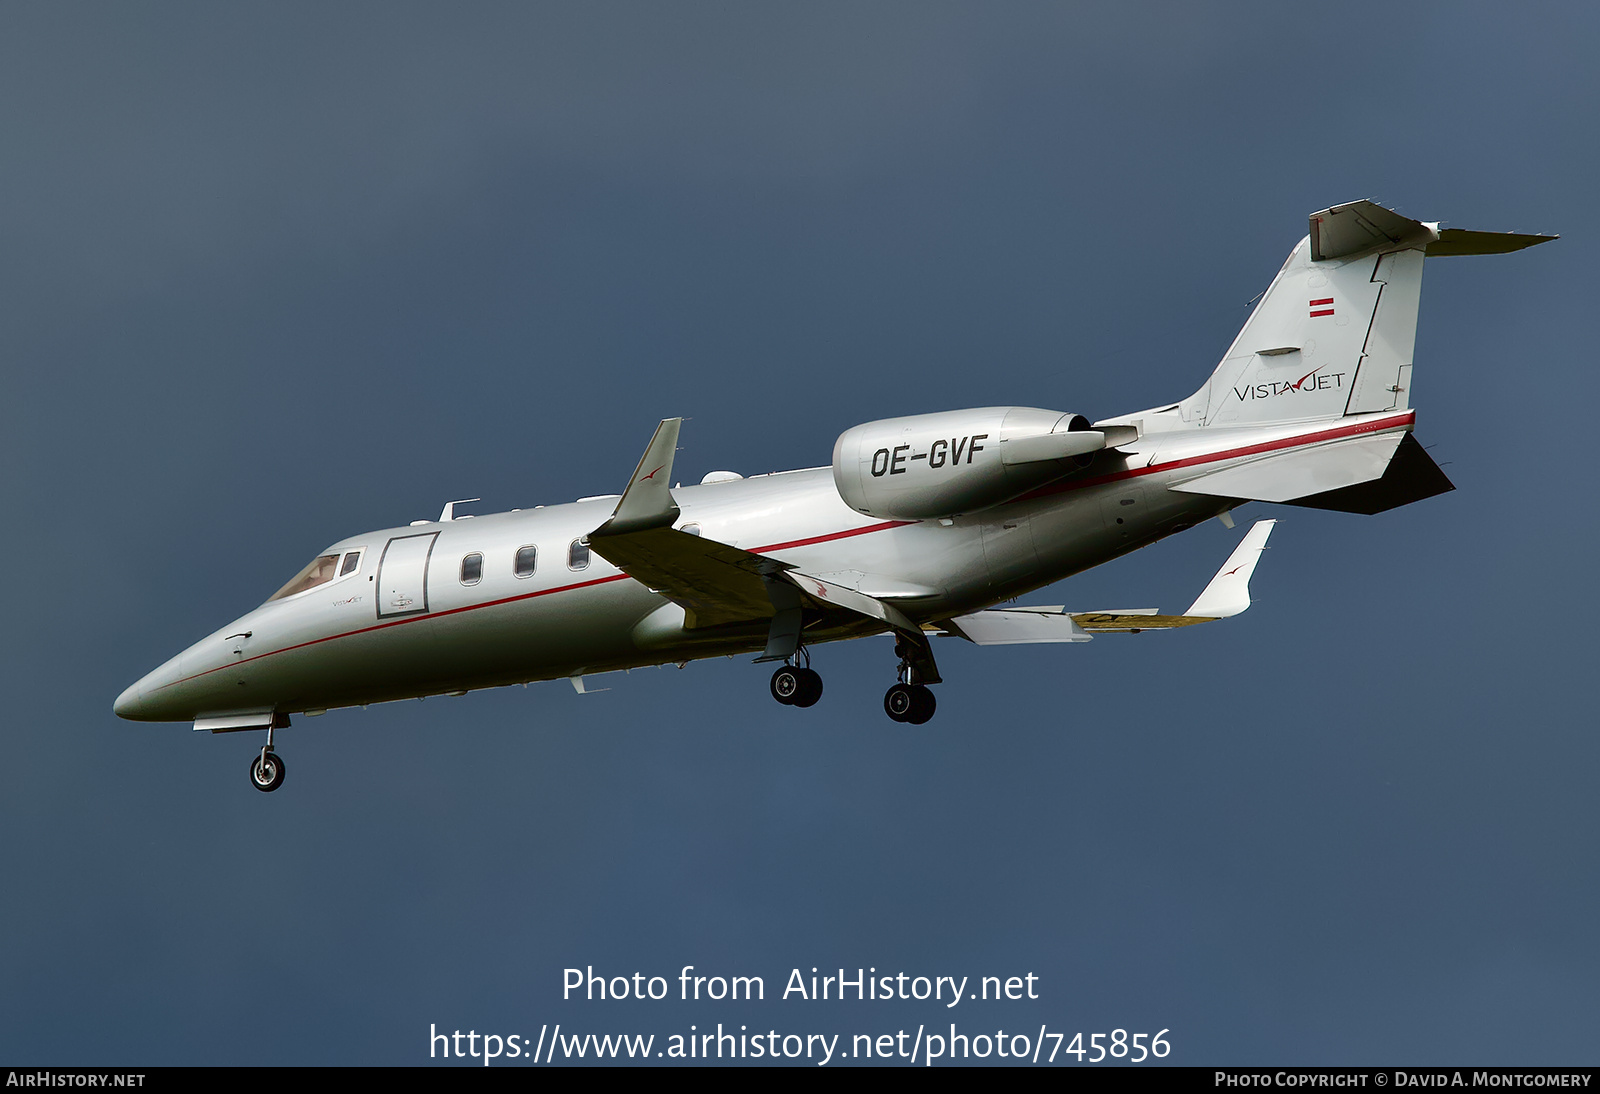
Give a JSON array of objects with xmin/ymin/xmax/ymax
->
[{"xmin": 1309, "ymin": 297, "xmax": 1335, "ymax": 318}]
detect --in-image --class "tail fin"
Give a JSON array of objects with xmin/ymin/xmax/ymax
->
[{"xmin": 1173, "ymin": 201, "xmax": 1554, "ymax": 430}]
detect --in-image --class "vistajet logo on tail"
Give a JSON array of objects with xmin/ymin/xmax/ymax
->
[{"xmin": 1234, "ymin": 365, "xmax": 1347, "ymax": 402}]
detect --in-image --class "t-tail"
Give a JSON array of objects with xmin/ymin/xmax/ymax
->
[{"xmin": 1101, "ymin": 200, "xmax": 1554, "ymax": 513}]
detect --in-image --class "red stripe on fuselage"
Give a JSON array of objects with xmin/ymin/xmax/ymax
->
[
  {"xmin": 756, "ymin": 520, "xmax": 912, "ymax": 554},
  {"xmin": 152, "ymin": 519, "xmax": 912, "ymax": 692}
]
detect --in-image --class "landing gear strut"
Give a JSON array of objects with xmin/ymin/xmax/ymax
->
[
  {"xmin": 884, "ymin": 632, "xmax": 939, "ymax": 724},
  {"xmin": 769, "ymin": 647, "xmax": 823, "ymax": 708},
  {"xmin": 249, "ymin": 719, "xmax": 286, "ymax": 792}
]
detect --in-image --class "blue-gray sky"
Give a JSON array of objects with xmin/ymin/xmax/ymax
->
[{"xmin": 2, "ymin": 2, "xmax": 1595, "ymax": 1065}]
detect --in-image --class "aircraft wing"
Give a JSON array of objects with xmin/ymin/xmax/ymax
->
[
  {"xmin": 585, "ymin": 418, "xmax": 778, "ymax": 628},
  {"xmin": 589, "ymin": 522, "xmax": 790, "ymax": 629},
  {"xmin": 587, "ymin": 420, "xmax": 924, "ymax": 640},
  {"xmin": 934, "ymin": 609, "xmax": 1095, "ymax": 645},
  {"xmin": 936, "ymin": 519, "xmax": 1277, "ymax": 644},
  {"xmin": 784, "ymin": 570, "xmax": 918, "ymax": 633}
]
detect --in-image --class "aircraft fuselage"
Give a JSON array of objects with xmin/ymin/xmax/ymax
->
[{"xmin": 115, "ymin": 409, "xmax": 1414, "ymax": 723}]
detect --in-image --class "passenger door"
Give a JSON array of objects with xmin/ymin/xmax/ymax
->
[{"xmin": 376, "ymin": 532, "xmax": 438, "ymax": 618}]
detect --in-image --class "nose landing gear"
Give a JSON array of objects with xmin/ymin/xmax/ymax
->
[
  {"xmin": 248, "ymin": 717, "xmax": 287, "ymax": 792},
  {"xmin": 250, "ymin": 748, "xmax": 286, "ymax": 792}
]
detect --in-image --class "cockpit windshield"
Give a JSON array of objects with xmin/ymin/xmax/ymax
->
[{"xmin": 267, "ymin": 554, "xmax": 342, "ymax": 602}]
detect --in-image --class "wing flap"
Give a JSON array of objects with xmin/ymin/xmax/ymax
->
[
  {"xmin": 943, "ymin": 609, "xmax": 1093, "ymax": 645},
  {"xmin": 1068, "ymin": 612, "xmax": 1213, "ymax": 632}
]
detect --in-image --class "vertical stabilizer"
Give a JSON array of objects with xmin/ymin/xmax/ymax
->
[{"xmin": 1170, "ymin": 201, "xmax": 1553, "ymax": 432}]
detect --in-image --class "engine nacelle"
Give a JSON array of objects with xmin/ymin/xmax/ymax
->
[{"xmin": 832, "ymin": 406, "xmax": 1113, "ymax": 520}]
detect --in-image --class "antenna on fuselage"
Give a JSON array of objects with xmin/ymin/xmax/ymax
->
[{"xmin": 438, "ymin": 498, "xmax": 481, "ymax": 522}]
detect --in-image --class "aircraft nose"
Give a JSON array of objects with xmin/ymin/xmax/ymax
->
[
  {"xmin": 113, "ymin": 630, "xmax": 240, "ymax": 723},
  {"xmin": 113, "ymin": 679, "xmax": 146, "ymax": 719},
  {"xmin": 113, "ymin": 654, "xmax": 183, "ymax": 721}
]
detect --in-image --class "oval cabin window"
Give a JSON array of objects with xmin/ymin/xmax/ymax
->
[
  {"xmin": 514, "ymin": 545, "xmax": 538, "ymax": 578},
  {"xmin": 568, "ymin": 538, "xmax": 590, "ymax": 571}
]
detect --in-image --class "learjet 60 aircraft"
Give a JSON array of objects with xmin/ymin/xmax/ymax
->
[{"xmin": 115, "ymin": 201, "xmax": 1552, "ymax": 791}]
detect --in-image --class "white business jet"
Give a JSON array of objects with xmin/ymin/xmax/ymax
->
[{"xmin": 115, "ymin": 201, "xmax": 1552, "ymax": 791}]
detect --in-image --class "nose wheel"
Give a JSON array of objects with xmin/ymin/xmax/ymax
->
[
  {"xmin": 250, "ymin": 748, "xmax": 286, "ymax": 792},
  {"xmin": 248, "ymin": 717, "xmax": 287, "ymax": 792},
  {"xmin": 884, "ymin": 683, "xmax": 936, "ymax": 724}
]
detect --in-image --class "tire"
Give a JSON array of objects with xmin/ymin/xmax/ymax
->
[
  {"xmin": 884, "ymin": 683, "xmax": 915, "ymax": 722},
  {"xmin": 792, "ymin": 668, "xmax": 824, "ymax": 708},
  {"xmin": 250, "ymin": 750, "xmax": 285, "ymax": 792},
  {"xmin": 770, "ymin": 666, "xmax": 801, "ymax": 705},
  {"xmin": 905, "ymin": 685, "xmax": 937, "ymax": 725}
]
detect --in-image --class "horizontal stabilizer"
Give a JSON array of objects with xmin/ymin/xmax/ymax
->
[
  {"xmin": 1170, "ymin": 431, "xmax": 1405, "ymax": 504},
  {"xmin": 1285, "ymin": 432, "xmax": 1454, "ymax": 514},
  {"xmin": 1310, "ymin": 200, "xmax": 1433, "ymax": 261},
  {"xmin": 1427, "ymin": 227, "xmax": 1558, "ymax": 257},
  {"xmin": 1185, "ymin": 519, "xmax": 1276, "ymax": 618},
  {"xmin": 1310, "ymin": 200, "xmax": 1556, "ymax": 261}
]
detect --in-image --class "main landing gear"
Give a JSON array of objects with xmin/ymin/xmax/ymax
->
[
  {"xmin": 884, "ymin": 631, "xmax": 940, "ymax": 725},
  {"xmin": 765, "ymin": 633, "xmax": 941, "ymax": 724},
  {"xmin": 884, "ymin": 682, "xmax": 936, "ymax": 725},
  {"xmin": 770, "ymin": 648, "xmax": 823, "ymax": 708},
  {"xmin": 249, "ymin": 718, "xmax": 286, "ymax": 792}
]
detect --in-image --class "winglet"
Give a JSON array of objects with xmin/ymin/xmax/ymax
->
[
  {"xmin": 594, "ymin": 418, "xmax": 683, "ymax": 536},
  {"xmin": 1184, "ymin": 519, "xmax": 1277, "ymax": 618}
]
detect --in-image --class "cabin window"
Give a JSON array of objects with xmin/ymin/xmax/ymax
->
[
  {"xmin": 568, "ymin": 538, "xmax": 590, "ymax": 570},
  {"xmin": 460, "ymin": 553, "xmax": 483, "ymax": 586},
  {"xmin": 514, "ymin": 545, "xmax": 538, "ymax": 578},
  {"xmin": 339, "ymin": 550, "xmax": 362, "ymax": 577},
  {"xmin": 267, "ymin": 554, "xmax": 342, "ymax": 601}
]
